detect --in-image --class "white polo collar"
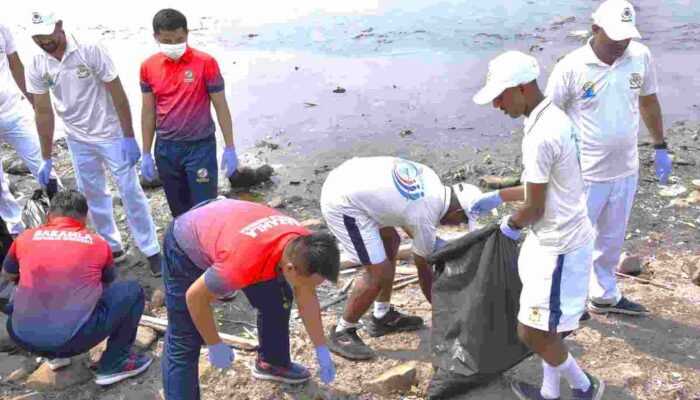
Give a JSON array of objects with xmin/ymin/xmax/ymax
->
[
  {"xmin": 523, "ymin": 97, "xmax": 552, "ymax": 135},
  {"xmin": 582, "ymin": 37, "xmax": 631, "ymax": 67}
]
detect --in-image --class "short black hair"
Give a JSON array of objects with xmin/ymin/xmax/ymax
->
[
  {"xmin": 49, "ymin": 189, "xmax": 88, "ymax": 220},
  {"xmin": 153, "ymin": 9, "xmax": 188, "ymax": 34},
  {"xmin": 299, "ymin": 231, "xmax": 340, "ymax": 283}
]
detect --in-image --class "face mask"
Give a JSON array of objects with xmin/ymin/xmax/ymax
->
[{"xmin": 159, "ymin": 42, "xmax": 187, "ymax": 60}]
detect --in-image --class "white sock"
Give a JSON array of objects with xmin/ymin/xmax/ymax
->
[
  {"xmin": 555, "ymin": 354, "xmax": 591, "ymax": 391},
  {"xmin": 373, "ymin": 302, "xmax": 391, "ymax": 319},
  {"xmin": 336, "ymin": 317, "xmax": 358, "ymax": 333},
  {"xmin": 540, "ymin": 360, "xmax": 561, "ymax": 399}
]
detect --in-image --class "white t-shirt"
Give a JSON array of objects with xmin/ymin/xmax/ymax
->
[
  {"xmin": 545, "ymin": 39, "xmax": 658, "ymax": 182},
  {"xmin": 323, "ymin": 156, "xmax": 450, "ymax": 257},
  {"xmin": 521, "ymin": 98, "xmax": 594, "ymax": 254},
  {"xmin": 25, "ymin": 33, "xmax": 121, "ymax": 142},
  {"xmin": 0, "ymin": 24, "xmax": 22, "ymax": 118}
]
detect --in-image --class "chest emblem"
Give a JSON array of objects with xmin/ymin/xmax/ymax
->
[
  {"xmin": 76, "ymin": 64, "xmax": 91, "ymax": 79},
  {"xmin": 43, "ymin": 73, "xmax": 57, "ymax": 88},
  {"xmin": 580, "ymin": 81, "xmax": 596, "ymax": 100},
  {"xmin": 629, "ymin": 72, "xmax": 643, "ymax": 89},
  {"xmin": 184, "ymin": 69, "xmax": 194, "ymax": 83}
]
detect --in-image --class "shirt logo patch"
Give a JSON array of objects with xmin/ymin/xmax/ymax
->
[
  {"xmin": 240, "ymin": 215, "xmax": 302, "ymax": 238},
  {"xmin": 621, "ymin": 7, "xmax": 633, "ymax": 22},
  {"xmin": 76, "ymin": 64, "xmax": 91, "ymax": 79},
  {"xmin": 528, "ymin": 307, "xmax": 542, "ymax": 324},
  {"xmin": 629, "ymin": 72, "xmax": 643, "ymax": 89},
  {"xmin": 43, "ymin": 73, "xmax": 57, "ymax": 88},
  {"xmin": 580, "ymin": 81, "xmax": 596, "ymax": 100},
  {"xmin": 392, "ymin": 159, "xmax": 424, "ymax": 201},
  {"xmin": 184, "ymin": 69, "xmax": 194, "ymax": 83},
  {"xmin": 32, "ymin": 229, "xmax": 93, "ymax": 244},
  {"xmin": 195, "ymin": 168, "xmax": 209, "ymax": 183}
]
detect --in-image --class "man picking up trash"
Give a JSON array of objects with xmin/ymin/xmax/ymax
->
[
  {"xmin": 1, "ymin": 190, "xmax": 151, "ymax": 385},
  {"xmin": 321, "ymin": 156, "xmax": 481, "ymax": 360},
  {"xmin": 161, "ymin": 198, "xmax": 339, "ymax": 400},
  {"xmin": 470, "ymin": 51, "xmax": 603, "ymax": 400}
]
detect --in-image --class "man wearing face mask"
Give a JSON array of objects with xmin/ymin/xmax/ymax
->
[
  {"xmin": 24, "ymin": 10, "xmax": 163, "ymax": 276},
  {"xmin": 140, "ymin": 9, "xmax": 238, "ymax": 218},
  {"xmin": 545, "ymin": 0, "xmax": 663, "ymax": 316}
]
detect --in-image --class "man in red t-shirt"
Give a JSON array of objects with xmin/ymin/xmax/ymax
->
[
  {"xmin": 161, "ymin": 199, "xmax": 340, "ymax": 400},
  {"xmin": 1, "ymin": 190, "xmax": 151, "ymax": 385},
  {"xmin": 139, "ymin": 8, "xmax": 238, "ymax": 218}
]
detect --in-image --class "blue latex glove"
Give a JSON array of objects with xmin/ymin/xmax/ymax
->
[
  {"xmin": 121, "ymin": 137, "xmax": 141, "ymax": 168},
  {"xmin": 469, "ymin": 190, "xmax": 503, "ymax": 215},
  {"xmin": 654, "ymin": 149, "xmax": 672, "ymax": 185},
  {"xmin": 208, "ymin": 342, "xmax": 235, "ymax": 369},
  {"xmin": 37, "ymin": 159, "xmax": 53, "ymax": 187},
  {"xmin": 434, "ymin": 237, "xmax": 447, "ymax": 252},
  {"xmin": 315, "ymin": 345, "xmax": 336, "ymax": 385},
  {"xmin": 221, "ymin": 146, "xmax": 238, "ymax": 178},
  {"xmin": 499, "ymin": 215, "xmax": 521, "ymax": 241},
  {"xmin": 141, "ymin": 153, "xmax": 157, "ymax": 181}
]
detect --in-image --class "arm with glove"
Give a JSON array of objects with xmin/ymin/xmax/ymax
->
[{"xmin": 640, "ymin": 94, "xmax": 671, "ymax": 184}]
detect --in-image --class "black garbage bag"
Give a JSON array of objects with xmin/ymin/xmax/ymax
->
[
  {"xmin": 426, "ymin": 224, "xmax": 531, "ymax": 399},
  {"xmin": 21, "ymin": 189, "xmax": 51, "ymax": 229}
]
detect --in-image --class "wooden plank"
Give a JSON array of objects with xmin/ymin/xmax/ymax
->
[{"xmin": 139, "ymin": 315, "xmax": 258, "ymax": 351}]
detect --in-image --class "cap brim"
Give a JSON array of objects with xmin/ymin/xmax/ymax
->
[
  {"xmin": 29, "ymin": 25, "xmax": 56, "ymax": 37},
  {"xmin": 606, "ymin": 24, "xmax": 641, "ymax": 41},
  {"xmin": 473, "ymin": 82, "xmax": 507, "ymax": 105}
]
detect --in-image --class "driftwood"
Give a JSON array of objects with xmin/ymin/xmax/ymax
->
[{"xmin": 139, "ymin": 315, "xmax": 258, "ymax": 351}]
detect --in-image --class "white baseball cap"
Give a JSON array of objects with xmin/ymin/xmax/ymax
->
[
  {"xmin": 472, "ymin": 51, "xmax": 540, "ymax": 105},
  {"xmin": 592, "ymin": 0, "xmax": 641, "ymax": 41},
  {"xmin": 451, "ymin": 182, "xmax": 482, "ymax": 231},
  {"xmin": 29, "ymin": 11, "xmax": 59, "ymax": 37}
]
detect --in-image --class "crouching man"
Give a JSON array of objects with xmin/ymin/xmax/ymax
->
[
  {"xmin": 161, "ymin": 198, "xmax": 339, "ymax": 400},
  {"xmin": 1, "ymin": 189, "xmax": 152, "ymax": 385},
  {"xmin": 470, "ymin": 51, "xmax": 603, "ymax": 399}
]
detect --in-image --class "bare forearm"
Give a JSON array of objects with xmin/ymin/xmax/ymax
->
[
  {"xmin": 499, "ymin": 186, "xmax": 524, "ymax": 202},
  {"xmin": 640, "ymin": 95, "xmax": 664, "ymax": 144},
  {"xmin": 296, "ymin": 287, "xmax": 325, "ymax": 347},
  {"xmin": 35, "ymin": 110, "xmax": 54, "ymax": 159},
  {"xmin": 186, "ymin": 292, "xmax": 221, "ymax": 346},
  {"xmin": 114, "ymin": 100, "xmax": 135, "ymax": 137},
  {"xmin": 215, "ymin": 105, "xmax": 234, "ymax": 148},
  {"xmin": 141, "ymin": 109, "xmax": 156, "ymax": 153},
  {"xmin": 511, "ymin": 202, "xmax": 544, "ymax": 228}
]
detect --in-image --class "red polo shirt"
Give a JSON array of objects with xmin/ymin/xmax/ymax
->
[{"xmin": 139, "ymin": 47, "xmax": 225, "ymax": 141}]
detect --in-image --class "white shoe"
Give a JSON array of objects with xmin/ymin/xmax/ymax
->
[{"xmin": 48, "ymin": 358, "xmax": 71, "ymax": 371}]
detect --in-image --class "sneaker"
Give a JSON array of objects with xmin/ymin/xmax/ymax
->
[
  {"xmin": 510, "ymin": 380, "xmax": 559, "ymax": 400},
  {"xmin": 48, "ymin": 358, "xmax": 71, "ymax": 371},
  {"xmin": 250, "ymin": 358, "xmax": 310, "ymax": 384},
  {"xmin": 112, "ymin": 249, "xmax": 126, "ymax": 264},
  {"xmin": 589, "ymin": 296, "xmax": 648, "ymax": 316},
  {"xmin": 365, "ymin": 306, "xmax": 424, "ymax": 337},
  {"xmin": 95, "ymin": 352, "xmax": 153, "ymax": 386},
  {"xmin": 218, "ymin": 290, "xmax": 238, "ymax": 302},
  {"xmin": 572, "ymin": 373, "xmax": 605, "ymax": 400},
  {"xmin": 147, "ymin": 253, "xmax": 163, "ymax": 277},
  {"xmin": 327, "ymin": 325, "xmax": 374, "ymax": 360}
]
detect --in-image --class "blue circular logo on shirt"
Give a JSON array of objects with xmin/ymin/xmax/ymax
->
[{"xmin": 392, "ymin": 160, "xmax": 424, "ymax": 201}]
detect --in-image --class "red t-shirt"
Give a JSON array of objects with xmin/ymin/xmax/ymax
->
[
  {"xmin": 139, "ymin": 47, "xmax": 224, "ymax": 141},
  {"xmin": 2, "ymin": 217, "xmax": 113, "ymax": 347},
  {"xmin": 173, "ymin": 199, "xmax": 312, "ymax": 294}
]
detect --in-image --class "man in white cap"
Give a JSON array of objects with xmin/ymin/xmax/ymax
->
[
  {"xmin": 321, "ymin": 156, "xmax": 480, "ymax": 360},
  {"xmin": 0, "ymin": 22, "xmax": 60, "ymax": 235},
  {"xmin": 471, "ymin": 51, "xmax": 603, "ymax": 400},
  {"xmin": 23, "ymin": 11, "xmax": 163, "ymax": 276},
  {"xmin": 545, "ymin": 0, "xmax": 664, "ymax": 315}
]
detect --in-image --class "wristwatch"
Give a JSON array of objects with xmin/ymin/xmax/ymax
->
[
  {"xmin": 653, "ymin": 141, "xmax": 668, "ymax": 150},
  {"xmin": 507, "ymin": 216, "xmax": 523, "ymax": 230}
]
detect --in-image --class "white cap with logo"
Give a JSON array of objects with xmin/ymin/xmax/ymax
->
[
  {"xmin": 592, "ymin": 0, "xmax": 641, "ymax": 41},
  {"xmin": 472, "ymin": 51, "xmax": 540, "ymax": 105},
  {"xmin": 451, "ymin": 182, "xmax": 482, "ymax": 232},
  {"xmin": 29, "ymin": 11, "xmax": 58, "ymax": 37}
]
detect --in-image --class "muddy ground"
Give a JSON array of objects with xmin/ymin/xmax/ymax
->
[{"xmin": 1, "ymin": 121, "xmax": 699, "ymax": 400}]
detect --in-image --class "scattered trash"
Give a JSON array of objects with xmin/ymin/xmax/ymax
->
[
  {"xmin": 398, "ymin": 129, "xmax": 414, "ymax": 138},
  {"xmin": 333, "ymin": 86, "xmax": 346, "ymax": 93},
  {"xmin": 480, "ymin": 175, "xmax": 520, "ymax": 189},
  {"xmin": 691, "ymin": 179, "xmax": 700, "ymax": 190},
  {"xmin": 268, "ymin": 196, "xmax": 285, "ymax": 209},
  {"xmin": 551, "ymin": 16, "xmax": 575, "ymax": 27},
  {"xmin": 254, "ymin": 139, "xmax": 279, "ymax": 150},
  {"xmin": 228, "ymin": 165, "xmax": 274, "ymax": 188},
  {"xmin": 289, "ymin": 181, "xmax": 301, "ymax": 186},
  {"xmin": 303, "ymin": 102, "xmax": 317, "ymax": 107},
  {"xmin": 658, "ymin": 184, "xmax": 687, "ymax": 197},
  {"xmin": 568, "ymin": 30, "xmax": 589, "ymax": 38}
]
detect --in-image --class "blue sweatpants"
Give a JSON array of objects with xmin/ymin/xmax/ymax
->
[
  {"xmin": 154, "ymin": 136, "xmax": 218, "ymax": 218},
  {"xmin": 7, "ymin": 281, "xmax": 144, "ymax": 374},
  {"xmin": 161, "ymin": 223, "xmax": 293, "ymax": 400}
]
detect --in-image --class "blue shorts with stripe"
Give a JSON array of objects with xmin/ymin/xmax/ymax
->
[{"xmin": 517, "ymin": 236, "xmax": 594, "ymax": 333}]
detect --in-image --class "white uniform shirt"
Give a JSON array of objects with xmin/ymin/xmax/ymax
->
[
  {"xmin": 326, "ymin": 156, "xmax": 449, "ymax": 257},
  {"xmin": 521, "ymin": 98, "xmax": 594, "ymax": 254},
  {"xmin": 0, "ymin": 24, "xmax": 22, "ymax": 118},
  {"xmin": 25, "ymin": 33, "xmax": 121, "ymax": 142},
  {"xmin": 545, "ymin": 39, "xmax": 658, "ymax": 182}
]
